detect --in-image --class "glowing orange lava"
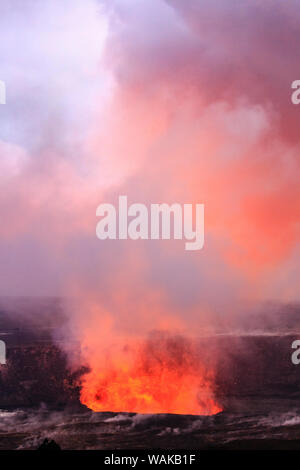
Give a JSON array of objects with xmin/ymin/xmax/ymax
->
[{"xmin": 80, "ymin": 335, "xmax": 222, "ymax": 415}]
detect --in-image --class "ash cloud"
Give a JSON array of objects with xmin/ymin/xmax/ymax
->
[{"xmin": 0, "ymin": 0, "xmax": 299, "ymax": 391}]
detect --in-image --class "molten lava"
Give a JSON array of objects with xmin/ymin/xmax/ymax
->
[{"xmin": 80, "ymin": 334, "xmax": 222, "ymax": 415}]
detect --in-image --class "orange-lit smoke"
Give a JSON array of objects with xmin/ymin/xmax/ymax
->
[
  {"xmin": 80, "ymin": 332, "xmax": 221, "ymax": 415},
  {"xmin": 1, "ymin": 0, "xmax": 300, "ymax": 415},
  {"xmin": 65, "ymin": 298, "xmax": 221, "ymax": 415}
]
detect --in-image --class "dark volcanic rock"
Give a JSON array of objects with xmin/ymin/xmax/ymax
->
[
  {"xmin": 37, "ymin": 438, "xmax": 62, "ymax": 451},
  {"xmin": 0, "ymin": 344, "xmax": 86, "ymax": 408}
]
